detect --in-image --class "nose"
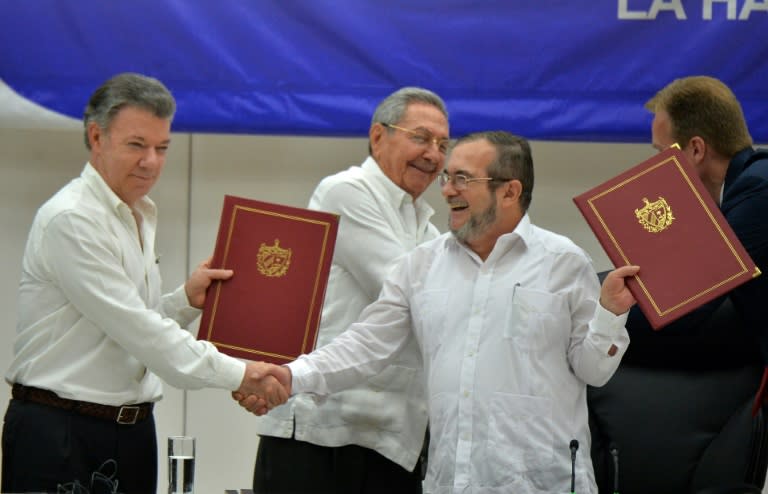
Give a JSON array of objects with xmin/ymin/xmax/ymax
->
[
  {"xmin": 441, "ymin": 177, "xmax": 457, "ymax": 197},
  {"xmin": 140, "ymin": 147, "xmax": 162, "ymax": 168}
]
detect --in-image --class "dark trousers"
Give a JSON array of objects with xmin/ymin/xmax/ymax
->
[
  {"xmin": 2, "ymin": 399, "xmax": 157, "ymax": 494},
  {"xmin": 253, "ymin": 435, "xmax": 423, "ymax": 494}
]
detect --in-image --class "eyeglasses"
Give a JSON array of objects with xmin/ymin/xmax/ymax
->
[
  {"xmin": 437, "ymin": 172, "xmax": 513, "ymax": 191},
  {"xmin": 383, "ymin": 123, "xmax": 450, "ymax": 154}
]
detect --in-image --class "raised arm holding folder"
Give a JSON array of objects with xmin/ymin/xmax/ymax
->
[
  {"xmin": 574, "ymin": 146, "xmax": 760, "ymax": 329},
  {"xmin": 199, "ymin": 195, "xmax": 339, "ymax": 363}
]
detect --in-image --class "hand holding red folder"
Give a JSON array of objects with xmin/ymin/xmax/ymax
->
[
  {"xmin": 198, "ymin": 195, "xmax": 339, "ymax": 363},
  {"xmin": 574, "ymin": 147, "xmax": 760, "ymax": 329},
  {"xmin": 600, "ymin": 265, "xmax": 640, "ymax": 315},
  {"xmin": 184, "ymin": 256, "xmax": 233, "ymax": 308}
]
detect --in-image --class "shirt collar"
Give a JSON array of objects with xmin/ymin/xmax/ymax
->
[
  {"xmin": 719, "ymin": 182, "xmax": 725, "ymax": 206},
  {"xmin": 448, "ymin": 213, "xmax": 532, "ymax": 260},
  {"xmin": 82, "ymin": 162, "xmax": 156, "ymax": 218},
  {"xmin": 361, "ymin": 156, "xmax": 436, "ymax": 221},
  {"xmin": 494, "ymin": 213, "xmax": 532, "ymax": 250}
]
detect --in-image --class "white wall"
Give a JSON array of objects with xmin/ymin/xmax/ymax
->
[{"xmin": 0, "ymin": 126, "xmax": 673, "ymax": 492}]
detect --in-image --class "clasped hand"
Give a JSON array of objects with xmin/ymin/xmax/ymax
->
[{"xmin": 233, "ymin": 361, "xmax": 292, "ymax": 415}]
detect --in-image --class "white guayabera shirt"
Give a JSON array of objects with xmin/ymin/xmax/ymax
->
[
  {"xmin": 255, "ymin": 156, "xmax": 439, "ymax": 470},
  {"xmin": 290, "ymin": 215, "xmax": 629, "ymax": 494}
]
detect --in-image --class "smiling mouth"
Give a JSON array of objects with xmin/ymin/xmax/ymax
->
[
  {"xmin": 448, "ymin": 201, "xmax": 468, "ymax": 211},
  {"xmin": 409, "ymin": 161, "xmax": 437, "ymax": 174}
]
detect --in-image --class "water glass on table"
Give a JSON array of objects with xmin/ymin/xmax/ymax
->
[{"xmin": 168, "ymin": 435, "xmax": 195, "ymax": 494}]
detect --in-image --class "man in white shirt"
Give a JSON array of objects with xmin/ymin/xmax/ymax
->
[
  {"xmin": 2, "ymin": 73, "xmax": 284, "ymax": 494},
  {"xmin": 252, "ymin": 87, "xmax": 449, "ymax": 493},
  {"xmin": 241, "ymin": 131, "xmax": 639, "ymax": 493}
]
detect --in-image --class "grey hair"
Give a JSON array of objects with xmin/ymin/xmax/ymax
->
[
  {"xmin": 368, "ymin": 87, "xmax": 448, "ymax": 154},
  {"xmin": 452, "ymin": 131, "xmax": 535, "ymax": 211},
  {"xmin": 83, "ymin": 73, "xmax": 176, "ymax": 150}
]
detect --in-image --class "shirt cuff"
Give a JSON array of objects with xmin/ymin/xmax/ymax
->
[
  {"xmin": 591, "ymin": 304, "xmax": 630, "ymax": 356},
  {"xmin": 593, "ymin": 303, "xmax": 629, "ymax": 335},
  {"xmin": 287, "ymin": 357, "xmax": 320, "ymax": 395},
  {"xmin": 216, "ymin": 354, "xmax": 247, "ymax": 391},
  {"xmin": 167, "ymin": 284, "xmax": 202, "ymax": 327}
]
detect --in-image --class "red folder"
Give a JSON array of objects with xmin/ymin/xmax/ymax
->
[
  {"xmin": 573, "ymin": 147, "xmax": 760, "ymax": 329},
  {"xmin": 199, "ymin": 195, "xmax": 339, "ymax": 363}
]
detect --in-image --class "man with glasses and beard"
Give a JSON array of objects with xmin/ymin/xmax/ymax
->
[
  {"xmin": 251, "ymin": 87, "xmax": 449, "ymax": 494},
  {"xmin": 239, "ymin": 130, "xmax": 639, "ymax": 493}
]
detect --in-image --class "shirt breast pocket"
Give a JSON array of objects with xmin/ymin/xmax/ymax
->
[
  {"xmin": 412, "ymin": 289, "xmax": 448, "ymax": 356},
  {"xmin": 504, "ymin": 287, "xmax": 568, "ymax": 350}
]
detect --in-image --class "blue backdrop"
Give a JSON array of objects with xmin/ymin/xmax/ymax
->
[{"xmin": 1, "ymin": 0, "xmax": 766, "ymax": 141}]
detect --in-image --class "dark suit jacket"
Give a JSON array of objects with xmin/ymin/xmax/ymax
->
[{"xmin": 622, "ymin": 147, "xmax": 768, "ymax": 369}]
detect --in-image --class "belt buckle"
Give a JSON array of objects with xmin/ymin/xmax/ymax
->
[{"xmin": 117, "ymin": 405, "xmax": 140, "ymax": 425}]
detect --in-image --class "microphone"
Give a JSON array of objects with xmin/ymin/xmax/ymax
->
[
  {"xmin": 570, "ymin": 439, "xmax": 579, "ymax": 494},
  {"xmin": 609, "ymin": 442, "xmax": 620, "ymax": 494}
]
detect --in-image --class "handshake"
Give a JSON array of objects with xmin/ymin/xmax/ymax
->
[{"xmin": 232, "ymin": 361, "xmax": 293, "ymax": 415}]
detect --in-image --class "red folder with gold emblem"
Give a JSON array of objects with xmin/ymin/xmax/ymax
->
[
  {"xmin": 573, "ymin": 147, "xmax": 760, "ymax": 329},
  {"xmin": 199, "ymin": 195, "xmax": 339, "ymax": 363}
]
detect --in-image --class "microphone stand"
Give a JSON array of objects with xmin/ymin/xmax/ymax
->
[
  {"xmin": 609, "ymin": 443, "xmax": 620, "ymax": 494},
  {"xmin": 570, "ymin": 439, "xmax": 579, "ymax": 494}
]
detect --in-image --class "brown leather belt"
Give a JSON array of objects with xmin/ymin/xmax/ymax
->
[{"xmin": 11, "ymin": 383, "xmax": 153, "ymax": 425}]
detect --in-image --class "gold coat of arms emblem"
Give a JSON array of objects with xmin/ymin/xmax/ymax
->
[
  {"xmin": 635, "ymin": 197, "xmax": 674, "ymax": 233},
  {"xmin": 257, "ymin": 239, "xmax": 292, "ymax": 277}
]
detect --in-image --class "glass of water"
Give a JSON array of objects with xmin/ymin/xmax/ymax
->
[{"xmin": 168, "ymin": 436, "xmax": 195, "ymax": 494}]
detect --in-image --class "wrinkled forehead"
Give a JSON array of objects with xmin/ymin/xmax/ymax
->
[
  {"xmin": 445, "ymin": 140, "xmax": 495, "ymax": 175},
  {"xmin": 398, "ymin": 103, "xmax": 449, "ymax": 138}
]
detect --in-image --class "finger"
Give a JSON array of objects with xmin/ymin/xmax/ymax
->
[
  {"xmin": 270, "ymin": 377, "xmax": 288, "ymax": 404},
  {"xmin": 268, "ymin": 384, "xmax": 288, "ymax": 408},
  {"xmin": 266, "ymin": 386, "xmax": 282, "ymax": 408},
  {"xmin": 238, "ymin": 395, "xmax": 262, "ymax": 409},
  {"xmin": 208, "ymin": 268, "xmax": 234, "ymax": 280},
  {"xmin": 243, "ymin": 395, "xmax": 264, "ymax": 408},
  {"xmin": 277, "ymin": 383, "xmax": 289, "ymax": 403},
  {"xmin": 248, "ymin": 398, "xmax": 267, "ymax": 413},
  {"xmin": 614, "ymin": 264, "xmax": 640, "ymax": 278}
]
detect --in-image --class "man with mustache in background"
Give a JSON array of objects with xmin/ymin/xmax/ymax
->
[{"xmin": 251, "ymin": 87, "xmax": 450, "ymax": 494}]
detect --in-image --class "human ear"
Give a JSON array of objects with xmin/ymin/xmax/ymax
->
[
  {"xmin": 369, "ymin": 123, "xmax": 387, "ymax": 159},
  {"xmin": 87, "ymin": 122, "xmax": 103, "ymax": 151},
  {"xmin": 687, "ymin": 136, "xmax": 707, "ymax": 164},
  {"xmin": 502, "ymin": 179, "xmax": 523, "ymax": 205}
]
